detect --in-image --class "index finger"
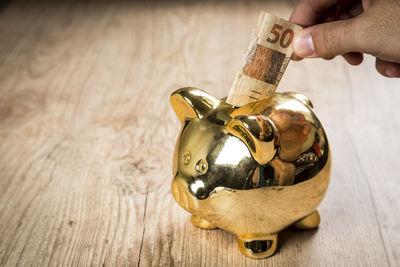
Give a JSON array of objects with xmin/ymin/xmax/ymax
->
[{"xmin": 289, "ymin": 0, "xmax": 339, "ymax": 26}]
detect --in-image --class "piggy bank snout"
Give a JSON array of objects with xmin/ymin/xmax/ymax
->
[{"xmin": 171, "ymin": 174, "xmax": 198, "ymax": 212}]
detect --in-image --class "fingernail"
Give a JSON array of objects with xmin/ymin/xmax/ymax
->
[
  {"xmin": 293, "ymin": 32, "xmax": 315, "ymax": 58},
  {"xmin": 385, "ymin": 68, "xmax": 400, "ymax": 78}
]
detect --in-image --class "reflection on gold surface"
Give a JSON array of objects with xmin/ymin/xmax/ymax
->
[
  {"xmin": 270, "ymin": 109, "xmax": 312, "ymax": 161},
  {"xmin": 170, "ymin": 87, "xmax": 331, "ymax": 258},
  {"xmin": 215, "ymin": 137, "xmax": 251, "ymax": 165}
]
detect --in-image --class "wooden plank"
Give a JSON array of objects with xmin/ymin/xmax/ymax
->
[{"xmin": 0, "ymin": 0, "xmax": 399, "ymax": 266}]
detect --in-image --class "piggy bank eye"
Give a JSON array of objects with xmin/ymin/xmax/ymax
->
[
  {"xmin": 195, "ymin": 159, "xmax": 208, "ymax": 174},
  {"xmin": 183, "ymin": 152, "xmax": 191, "ymax": 165}
]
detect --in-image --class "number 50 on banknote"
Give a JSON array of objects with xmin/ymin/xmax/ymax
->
[{"xmin": 227, "ymin": 11, "xmax": 302, "ymax": 107}]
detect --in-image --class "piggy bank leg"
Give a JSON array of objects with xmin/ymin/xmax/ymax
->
[
  {"xmin": 292, "ymin": 210, "xmax": 321, "ymax": 230},
  {"xmin": 237, "ymin": 233, "xmax": 278, "ymax": 259},
  {"xmin": 190, "ymin": 214, "xmax": 217, "ymax": 229}
]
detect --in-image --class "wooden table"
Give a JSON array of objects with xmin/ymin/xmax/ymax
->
[{"xmin": 1, "ymin": 0, "xmax": 399, "ymax": 266}]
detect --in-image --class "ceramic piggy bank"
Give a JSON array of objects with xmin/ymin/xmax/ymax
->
[{"xmin": 170, "ymin": 87, "xmax": 331, "ymax": 259}]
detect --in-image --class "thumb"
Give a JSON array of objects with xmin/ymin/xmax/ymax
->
[{"xmin": 293, "ymin": 19, "xmax": 360, "ymax": 59}]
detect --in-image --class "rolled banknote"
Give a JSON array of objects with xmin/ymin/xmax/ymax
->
[{"xmin": 226, "ymin": 11, "xmax": 302, "ymax": 107}]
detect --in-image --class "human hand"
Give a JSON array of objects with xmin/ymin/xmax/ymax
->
[{"xmin": 290, "ymin": 0, "xmax": 400, "ymax": 77}]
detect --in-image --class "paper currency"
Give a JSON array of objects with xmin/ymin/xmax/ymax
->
[{"xmin": 226, "ymin": 11, "xmax": 302, "ymax": 107}]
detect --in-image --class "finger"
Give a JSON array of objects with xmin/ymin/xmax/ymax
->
[
  {"xmin": 343, "ymin": 52, "xmax": 364, "ymax": 65},
  {"xmin": 324, "ymin": 56, "xmax": 335, "ymax": 60},
  {"xmin": 293, "ymin": 18, "xmax": 361, "ymax": 59},
  {"xmin": 290, "ymin": 0, "xmax": 339, "ymax": 26},
  {"xmin": 291, "ymin": 54, "xmax": 303, "ymax": 61},
  {"xmin": 363, "ymin": 0, "xmax": 371, "ymax": 11},
  {"xmin": 317, "ymin": 1, "xmax": 363, "ymax": 23},
  {"xmin": 291, "ymin": 53, "xmax": 336, "ymax": 61},
  {"xmin": 316, "ymin": 6, "xmax": 338, "ymax": 23},
  {"xmin": 375, "ymin": 58, "xmax": 400, "ymax": 78},
  {"xmin": 338, "ymin": 0, "xmax": 364, "ymax": 18}
]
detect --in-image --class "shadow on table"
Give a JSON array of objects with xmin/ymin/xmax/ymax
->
[{"xmin": 278, "ymin": 226, "xmax": 319, "ymax": 252}]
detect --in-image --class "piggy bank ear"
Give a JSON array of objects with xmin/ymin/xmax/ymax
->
[
  {"xmin": 170, "ymin": 87, "xmax": 220, "ymax": 122},
  {"xmin": 227, "ymin": 115, "xmax": 279, "ymax": 165}
]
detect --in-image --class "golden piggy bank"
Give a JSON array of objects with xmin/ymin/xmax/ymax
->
[{"xmin": 170, "ymin": 87, "xmax": 331, "ymax": 259}]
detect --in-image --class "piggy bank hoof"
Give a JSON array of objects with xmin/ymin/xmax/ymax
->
[
  {"xmin": 190, "ymin": 214, "xmax": 217, "ymax": 229},
  {"xmin": 237, "ymin": 234, "xmax": 278, "ymax": 259},
  {"xmin": 291, "ymin": 210, "xmax": 321, "ymax": 230}
]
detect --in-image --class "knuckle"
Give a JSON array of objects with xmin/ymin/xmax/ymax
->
[
  {"xmin": 354, "ymin": 5, "xmax": 399, "ymax": 58},
  {"xmin": 316, "ymin": 22, "xmax": 349, "ymax": 56},
  {"xmin": 321, "ymin": 26, "xmax": 338, "ymax": 55}
]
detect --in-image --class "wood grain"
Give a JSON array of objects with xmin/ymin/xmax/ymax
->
[{"xmin": 0, "ymin": 0, "xmax": 399, "ymax": 266}]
